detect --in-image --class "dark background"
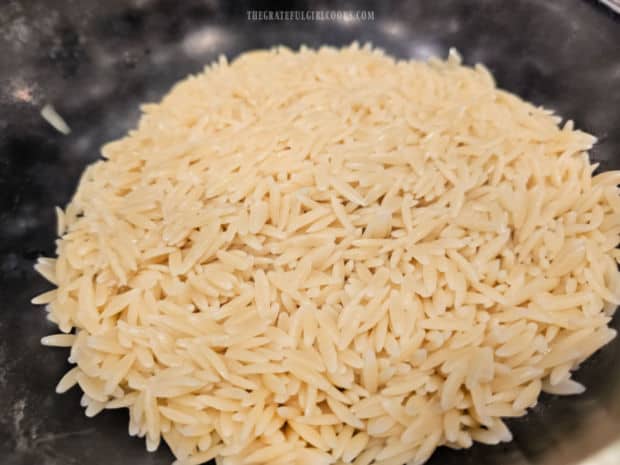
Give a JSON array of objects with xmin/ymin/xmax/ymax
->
[{"xmin": 1, "ymin": 1, "xmax": 619, "ymax": 464}]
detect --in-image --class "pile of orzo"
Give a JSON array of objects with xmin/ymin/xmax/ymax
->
[{"xmin": 33, "ymin": 44, "xmax": 620, "ymax": 465}]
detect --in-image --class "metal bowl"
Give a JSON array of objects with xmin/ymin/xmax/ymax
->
[{"xmin": 1, "ymin": 1, "xmax": 619, "ymax": 464}]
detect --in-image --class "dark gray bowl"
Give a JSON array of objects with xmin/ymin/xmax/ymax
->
[{"xmin": 1, "ymin": 1, "xmax": 619, "ymax": 464}]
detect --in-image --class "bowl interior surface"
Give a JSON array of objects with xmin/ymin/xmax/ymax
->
[{"xmin": 1, "ymin": 1, "xmax": 619, "ymax": 464}]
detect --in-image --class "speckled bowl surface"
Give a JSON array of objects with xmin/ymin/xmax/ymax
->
[{"xmin": 1, "ymin": 1, "xmax": 619, "ymax": 464}]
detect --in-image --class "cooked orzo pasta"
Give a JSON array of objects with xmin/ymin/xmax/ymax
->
[{"xmin": 33, "ymin": 44, "xmax": 620, "ymax": 465}]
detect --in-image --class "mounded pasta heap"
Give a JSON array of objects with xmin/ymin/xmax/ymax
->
[{"xmin": 34, "ymin": 44, "xmax": 620, "ymax": 465}]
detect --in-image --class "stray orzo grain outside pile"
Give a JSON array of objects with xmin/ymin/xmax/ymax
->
[{"xmin": 33, "ymin": 44, "xmax": 620, "ymax": 465}]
